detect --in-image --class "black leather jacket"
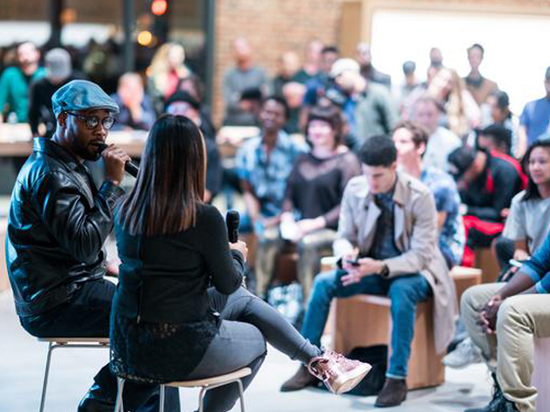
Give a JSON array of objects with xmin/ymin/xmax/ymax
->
[{"xmin": 6, "ymin": 138, "xmax": 124, "ymax": 317}]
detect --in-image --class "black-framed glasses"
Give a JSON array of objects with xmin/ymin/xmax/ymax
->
[{"xmin": 65, "ymin": 111, "xmax": 116, "ymax": 130}]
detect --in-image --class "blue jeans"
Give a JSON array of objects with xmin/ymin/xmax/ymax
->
[{"xmin": 301, "ymin": 270, "xmax": 432, "ymax": 379}]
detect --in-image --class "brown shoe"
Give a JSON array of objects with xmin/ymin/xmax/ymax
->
[
  {"xmin": 374, "ymin": 378, "xmax": 407, "ymax": 407},
  {"xmin": 280, "ymin": 365, "xmax": 319, "ymax": 392},
  {"xmin": 308, "ymin": 350, "xmax": 372, "ymax": 395}
]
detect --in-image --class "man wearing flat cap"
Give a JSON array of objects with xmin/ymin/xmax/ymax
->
[{"xmin": 6, "ymin": 80, "xmax": 180, "ymax": 411}]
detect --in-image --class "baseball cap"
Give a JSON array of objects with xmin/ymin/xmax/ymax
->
[
  {"xmin": 329, "ymin": 58, "xmax": 360, "ymax": 78},
  {"xmin": 45, "ymin": 48, "xmax": 72, "ymax": 80},
  {"xmin": 52, "ymin": 80, "xmax": 120, "ymax": 117}
]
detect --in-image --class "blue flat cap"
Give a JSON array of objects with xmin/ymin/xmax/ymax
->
[{"xmin": 52, "ymin": 80, "xmax": 120, "ymax": 117}]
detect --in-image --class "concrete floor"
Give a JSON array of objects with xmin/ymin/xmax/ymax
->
[{"xmin": 0, "ymin": 290, "xmax": 494, "ymax": 412}]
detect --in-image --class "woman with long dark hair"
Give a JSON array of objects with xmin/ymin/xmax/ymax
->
[{"xmin": 110, "ymin": 115, "xmax": 371, "ymax": 412}]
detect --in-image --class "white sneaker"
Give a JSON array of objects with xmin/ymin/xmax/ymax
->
[{"xmin": 443, "ymin": 337, "xmax": 483, "ymax": 369}]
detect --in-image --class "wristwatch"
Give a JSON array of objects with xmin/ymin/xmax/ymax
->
[{"xmin": 379, "ymin": 263, "xmax": 390, "ymax": 277}]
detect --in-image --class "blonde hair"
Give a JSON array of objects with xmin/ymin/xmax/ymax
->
[{"xmin": 147, "ymin": 43, "xmax": 190, "ymax": 97}]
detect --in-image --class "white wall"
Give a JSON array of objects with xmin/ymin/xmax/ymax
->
[{"xmin": 371, "ymin": 9, "xmax": 550, "ymax": 114}]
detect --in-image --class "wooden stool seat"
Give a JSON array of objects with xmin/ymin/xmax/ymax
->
[
  {"xmin": 37, "ymin": 337, "xmax": 110, "ymax": 412},
  {"xmin": 166, "ymin": 367, "xmax": 252, "ymax": 387},
  {"xmin": 450, "ymin": 266, "xmax": 482, "ymax": 307},
  {"xmin": 38, "ymin": 337, "xmax": 109, "ymax": 345}
]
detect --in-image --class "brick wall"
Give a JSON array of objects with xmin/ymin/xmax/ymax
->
[{"xmin": 213, "ymin": 0, "xmax": 347, "ymax": 125}]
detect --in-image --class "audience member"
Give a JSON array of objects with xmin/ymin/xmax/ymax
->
[
  {"xmin": 461, "ymin": 229, "xmax": 550, "ymax": 412},
  {"xmin": 448, "ymin": 146, "xmax": 523, "ymax": 267},
  {"xmin": 281, "ymin": 81, "xmax": 306, "ymax": 134},
  {"xmin": 147, "ymin": 42, "xmax": 191, "ymax": 110},
  {"xmin": 484, "ymin": 91, "xmax": 520, "ymax": 156},
  {"xmin": 354, "ymin": 63, "xmax": 399, "ymax": 147},
  {"xmin": 0, "ymin": 42, "xmax": 45, "ymax": 123},
  {"xmin": 281, "ymin": 135, "xmax": 456, "ymax": 408},
  {"xmin": 223, "ymin": 38, "xmax": 268, "ymax": 122},
  {"xmin": 272, "ymin": 52, "xmax": 302, "ymax": 97},
  {"xmin": 429, "ymin": 47, "xmax": 444, "ymax": 68},
  {"xmin": 176, "ymin": 75, "xmax": 217, "ymax": 139},
  {"xmin": 518, "ymin": 66, "xmax": 550, "ymax": 156},
  {"xmin": 476, "ymin": 124, "xmax": 513, "ymax": 156},
  {"xmin": 494, "ymin": 140, "xmax": 550, "ymax": 272},
  {"xmin": 236, "ymin": 96, "xmax": 308, "ymax": 297},
  {"xmin": 322, "ymin": 58, "xmax": 366, "ymax": 146},
  {"xmin": 300, "ymin": 45, "xmax": 340, "ymax": 125},
  {"xmin": 393, "ymin": 121, "xmax": 465, "ymax": 268},
  {"xmin": 28, "ymin": 48, "xmax": 76, "ymax": 138},
  {"xmin": 428, "ymin": 67, "xmax": 481, "ymax": 139},
  {"xmin": 165, "ymin": 91, "xmax": 222, "ymax": 203},
  {"xmin": 397, "ymin": 60, "xmax": 419, "ymax": 104},
  {"xmin": 294, "ymin": 39, "xmax": 324, "ymax": 84},
  {"xmin": 464, "ymin": 44, "xmax": 499, "ymax": 107},
  {"xmin": 475, "ymin": 125, "xmax": 528, "ymax": 190},
  {"xmin": 111, "ymin": 72, "xmax": 156, "ymax": 131},
  {"xmin": 280, "ymin": 105, "xmax": 361, "ymax": 301},
  {"xmin": 356, "ymin": 42, "xmax": 391, "ymax": 88},
  {"xmin": 413, "ymin": 96, "xmax": 462, "ymax": 172},
  {"xmin": 224, "ymin": 87, "xmax": 264, "ymax": 127}
]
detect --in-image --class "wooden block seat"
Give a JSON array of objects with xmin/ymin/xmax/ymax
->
[{"xmin": 329, "ymin": 294, "xmax": 444, "ymax": 390}]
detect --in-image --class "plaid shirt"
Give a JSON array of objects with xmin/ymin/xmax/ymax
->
[
  {"xmin": 236, "ymin": 132, "xmax": 308, "ymax": 217},
  {"xmin": 421, "ymin": 167, "xmax": 465, "ymax": 266}
]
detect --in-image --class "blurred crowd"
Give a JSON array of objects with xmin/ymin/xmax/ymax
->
[{"xmin": 2, "ymin": 35, "xmax": 550, "ymax": 411}]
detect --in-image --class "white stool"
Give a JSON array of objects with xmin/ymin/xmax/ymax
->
[
  {"xmin": 114, "ymin": 367, "xmax": 252, "ymax": 412},
  {"xmin": 37, "ymin": 337, "xmax": 109, "ymax": 412}
]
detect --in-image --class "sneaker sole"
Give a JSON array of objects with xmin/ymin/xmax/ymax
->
[{"xmin": 327, "ymin": 363, "xmax": 372, "ymax": 395}]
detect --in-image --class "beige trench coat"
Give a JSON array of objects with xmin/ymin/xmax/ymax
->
[{"xmin": 333, "ymin": 171, "xmax": 457, "ymax": 354}]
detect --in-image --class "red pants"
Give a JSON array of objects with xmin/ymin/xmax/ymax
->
[{"xmin": 461, "ymin": 215, "xmax": 504, "ymax": 267}]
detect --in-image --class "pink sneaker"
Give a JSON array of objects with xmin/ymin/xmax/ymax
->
[{"xmin": 307, "ymin": 350, "xmax": 372, "ymax": 394}]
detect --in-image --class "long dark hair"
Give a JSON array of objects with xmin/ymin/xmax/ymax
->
[
  {"xmin": 117, "ymin": 114, "xmax": 206, "ymax": 236},
  {"xmin": 523, "ymin": 139, "xmax": 550, "ymax": 201}
]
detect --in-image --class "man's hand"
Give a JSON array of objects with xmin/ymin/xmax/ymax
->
[
  {"xmin": 102, "ymin": 144, "xmax": 131, "ymax": 185},
  {"xmin": 479, "ymin": 294, "xmax": 504, "ymax": 334},
  {"xmin": 341, "ymin": 257, "xmax": 383, "ymax": 287}
]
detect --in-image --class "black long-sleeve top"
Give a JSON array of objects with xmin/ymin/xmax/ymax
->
[
  {"xmin": 112, "ymin": 203, "xmax": 244, "ymax": 324},
  {"xmin": 460, "ymin": 153, "xmax": 523, "ymax": 222},
  {"xmin": 110, "ymin": 204, "xmax": 244, "ymax": 382},
  {"xmin": 283, "ymin": 151, "xmax": 362, "ymax": 229}
]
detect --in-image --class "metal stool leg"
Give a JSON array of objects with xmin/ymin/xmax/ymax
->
[
  {"xmin": 198, "ymin": 387, "xmax": 207, "ymax": 412},
  {"xmin": 114, "ymin": 378, "xmax": 125, "ymax": 412},
  {"xmin": 237, "ymin": 379, "xmax": 246, "ymax": 412},
  {"xmin": 39, "ymin": 342, "xmax": 55, "ymax": 412},
  {"xmin": 159, "ymin": 385, "xmax": 165, "ymax": 412}
]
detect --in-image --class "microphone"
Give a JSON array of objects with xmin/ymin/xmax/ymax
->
[
  {"xmin": 226, "ymin": 210, "xmax": 240, "ymax": 243},
  {"xmin": 95, "ymin": 143, "xmax": 139, "ymax": 178}
]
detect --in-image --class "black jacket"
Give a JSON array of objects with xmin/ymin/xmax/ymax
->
[
  {"xmin": 6, "ymin": 138, "xmax": 124, "ymax": 317},
  {"xmin": 460, "ymin": 152, "xmax": 523, "ymax": 222}
]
